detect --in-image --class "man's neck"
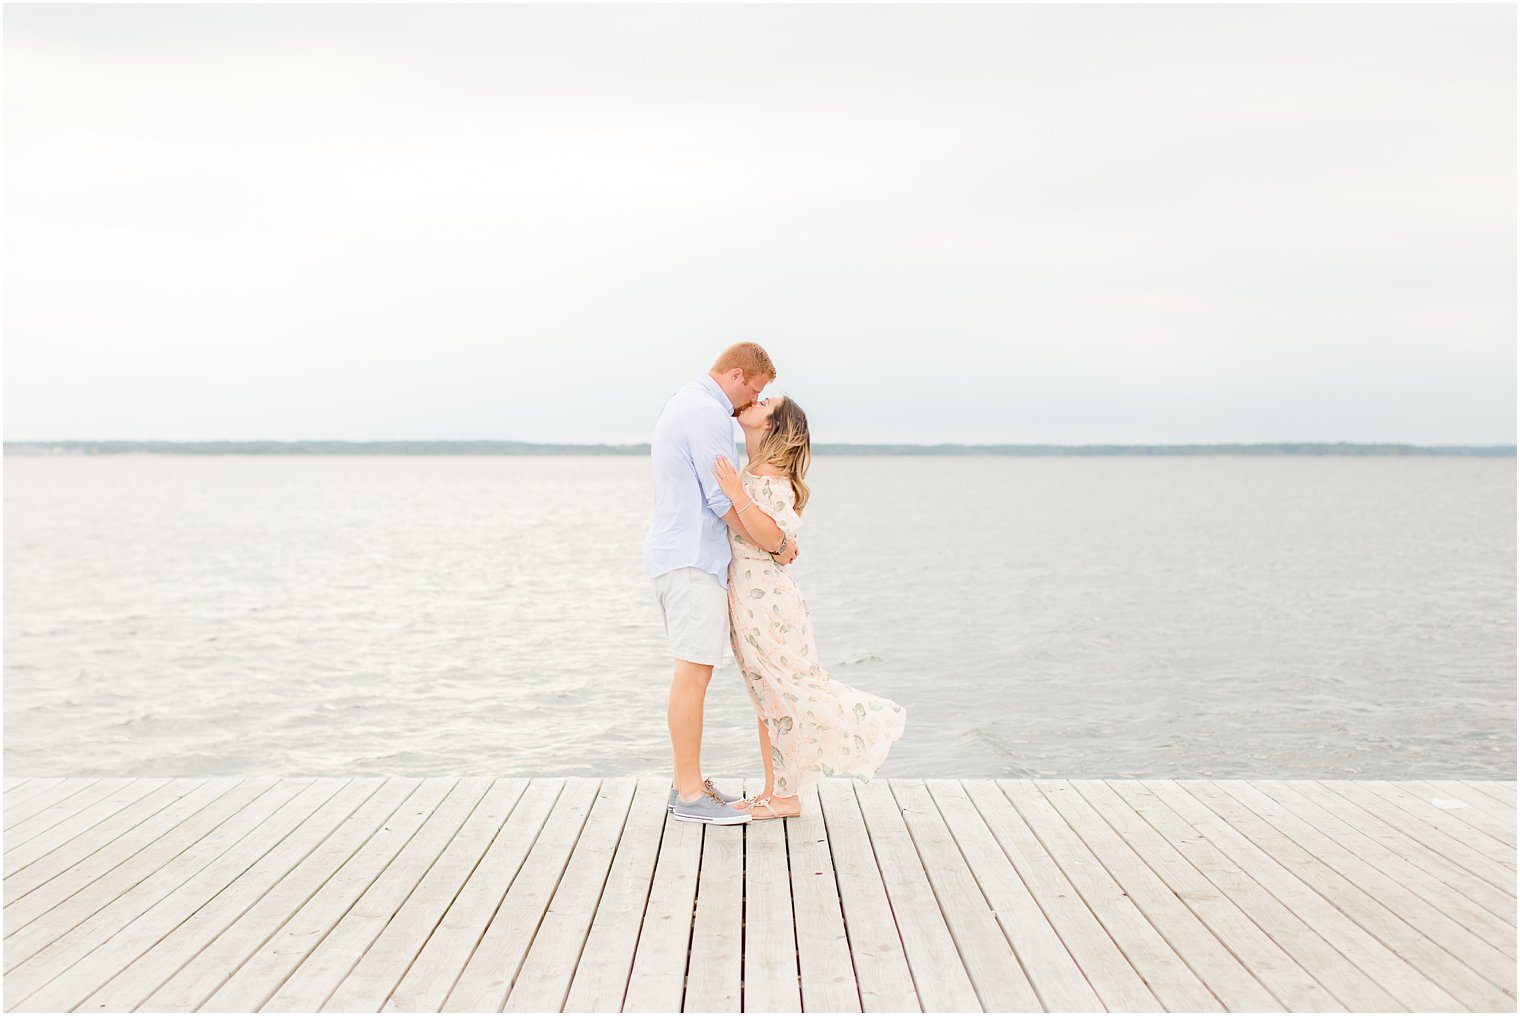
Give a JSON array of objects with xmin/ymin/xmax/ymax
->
[{"xmin": 705, "ymin": 370, "xmax": 738, "ymax": 409}]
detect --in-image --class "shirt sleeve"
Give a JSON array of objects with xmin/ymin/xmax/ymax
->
[
  {"xmin": 760, "ymin": 480, "xmax": 803, "ymax": 542},
  {"xmin": 691, "ymin": 412, "xmax": 738, "ymax": 518}
]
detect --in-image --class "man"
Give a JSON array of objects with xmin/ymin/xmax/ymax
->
[{"xmin": 646, "ymin": 342, "xmax": 800, "ymax": 824}]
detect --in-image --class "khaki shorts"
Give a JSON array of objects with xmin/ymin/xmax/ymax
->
[{"xmin": 652, "ymin": 567, "xmax": 730, "ymax": 666}]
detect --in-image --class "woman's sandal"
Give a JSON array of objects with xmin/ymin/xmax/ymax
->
[{"xmin": 741, "ymin": 794, "xmax": 797, "ymax": 820}]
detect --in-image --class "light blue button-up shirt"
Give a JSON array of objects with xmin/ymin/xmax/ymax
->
[{"xmin": 645, "ymin": 374, "xmax": 741, "ymax": 588}]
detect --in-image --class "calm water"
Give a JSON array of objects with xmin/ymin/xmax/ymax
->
[{"xmin": 4, "ymin": 454, "xmax": 1514, "ymax": 780}]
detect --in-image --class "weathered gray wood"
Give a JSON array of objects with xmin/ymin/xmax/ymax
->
[
  {"xmin": 962, "ymin": 780, "xmax": 1158, "ymax": 1011},
  {"xmin": 504, "ymin": 778, "xmax": 638, "ymax": 1013},
  {"xmin": 1035, "ymin": 780, "xmax": 1283, "ymax": 1011},
  {"xmin": 853, "ymin": 778, "xmax": 981, "ymax": 1012},
  {"xmin": 77, "ymin": 778, "xmax": 386, "ymax": 1014},
  {"xmin": 441, "ymin": 778, "xmax": 600, "ymax": 1013},
  {"xmin": 4, "ymin": 779, "xmax": 271, "ymax": 963},
  {"xmin": 3, "ymin": 779, "xmax": 75, "ymax": 819},
  {"xmin": 1142, "ymin": 779, "xmax": 1457, "ymax": 1011},
  {"xmin": 10, "ymin": 779, "xmax": 343, "ymax": 1013},
  {"xmin": 1067, "ymin": 779, "xmax": 1343, "ymax": 1012},
  {"xmin": 1411, "ymin": 780, "xmax": 1518, "ymax": 847},
  {"xmin": 621, "ymin": 801, "xmax": 703, "ymax": 1013},
  {"xmin": 1254, "ymin": 781, "xmax": 1517, "ymax": 948},
  {"xmin": 561, "ymin": 777, "xmax": 669, "ymax": 1013},
  {"xmin": 4, "ymin": 779, "xmax": 169, "ymax": 877},
  {"xmin": 382, "ymin": 778, "xmax": 563, "ymax": 1013},
  {"xmin": 2, "ymin": 779, "xmax": 137, "ymax": 852},
  {"xmin": 4, "ymin": 779, "xmax": 208, "ymax": 908},
  {"xmin": 925, "ymin": 780, "xmax": 1102, "ymax": 1012},
  {"xmin": 1461, "ymin": 780, "xmax": 1517, "ymax": 809},
  {"xmin": 5, "ymin": 779, "xmax": 35, "ymax": 794},
  {"xmin": 5, "ymin": 778, "xmax": 301, "ymax": 1005},
  {"xmin": 198, "ymin": 778, "xmax": 453, "ymax": 1012},
  {"xmin": 264, "ymin": 778, "xmax": 493, "ymax": 1012},
  {"xmin": 736, "ymin": 775, "xmax": 801, "ymax": 1014},
  {"xmin": 1315, "ymin": 780, "xmax": 1516, "ymax": 895},
  {"xmin": 1215, "ymin": 779, "xmax": 1517, "ymax": 1009},
  {"xmin": 1108, "ymin": 780, "xmax": 1401, "ymax": 1011},
  {"xmin": 1001, "ymin": 780, "xmax": 1224, "ymax": 1012},
  {"xmin": 814, "ymin": 779, "xmax": 919, "ymax": 1013},
  {"xmin": 786, "ymin": 783, "xmax": 860, "ymax": 1014},
  {"xmin": 5, "ymin": 780, "xmax": 104, "ymax": 834},
  {"xmin": 2, "ymin": 776, "xmax": 1512, "ymax": 1013},
  {"xmin": 322, "ymin": 778, "xmax": 527, "ymax": 1013},
  {"xmin": 891, "ymin": 779, "xmax": 1040, "ymax": 1011},
  {"xmin": 1355, "ymin": 780, "xmax": 1517, "ymax": 865}
]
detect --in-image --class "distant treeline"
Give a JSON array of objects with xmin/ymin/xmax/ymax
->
[{"xmin": 4, "ymin": 440, "xmax": 1514, "ymax": 457}]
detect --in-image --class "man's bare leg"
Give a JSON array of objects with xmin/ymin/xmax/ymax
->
[{"xmin": 668, "ymin": 658, "xmax": 714, "ymax": 801}]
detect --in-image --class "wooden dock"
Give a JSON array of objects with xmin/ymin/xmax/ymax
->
[{"xmin": 2, "ymin": 776, "xmax": 1514, "ymax": 1012}]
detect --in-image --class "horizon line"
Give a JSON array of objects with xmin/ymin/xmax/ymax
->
[{"xmin": 4, "ymin": 439, "xmax": 1515, "ymax": 457}]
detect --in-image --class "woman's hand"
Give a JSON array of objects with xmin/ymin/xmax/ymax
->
[{"xmin": 712, "ymin": 455, "xmax": 746, "ymax": 503}]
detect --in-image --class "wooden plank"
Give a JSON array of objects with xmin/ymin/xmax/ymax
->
[
  {"xmin": 1253, "ymin": 781, "xmax": 1516, "ymax": 952},
  {"xmin": 783, "ymin": 783, "xmax": 860, "ymax": 1014},
  {"xmin": 4, "ymin": 779, "xmax": 207, "ymax": 907},
  {"xmin": 3, "ymin": 780, "xmax": 138, "ymax": 852},
  {"xmin": 1215, "ymin": 780, "xmax": 1516, "ymax": 1010},
  {"xmin": 138, "ymin": 778, "xmax": 421, "ymax": 1012},
  {"xmin": 621, "ymin": 794, "xmax": 704, "ymax": 1013},
  {"xmin": 735, "ymin": 775, "xmax": 801, "ymax": 1015},
  {"xmin": 4, "ymin": 779, "xmax": 34, "ymax": 796},
  {"xmin": 2, "ymin": 779, "xmax": 73, "ymax": 817},
  {"xmin": 1000, "ymin": 780, "xmax": 1223, "ymax": 1012},
  {"xmin": 682, "ymin": 793, "xmax": 744, "ymax": 1013},
  {"xmin": 322, "ymin": 778, "xmax": 527, "ymax": 1013},
  {"xmin": 1356, "ymin": 781, "xmax": 1516, "ymax": 864},
  {"xmin": 1285, "ymin": 780, "xmax": 1516, "ymax": 928},
  {"xmin": 11, "ymin": 779, "xmax": 344, "ymax": 1012},
  {"xmin": 926, "ymin": 780, "xmax": 1101, "ymax": 1012},
  {"xmin": 890, "ymin": 780, "xmax": 1039, "ymax": 1011},
  {"xmin": 503, "ymin": 778, "xmax": 639, "ymax": 1013},
  {"xmin": 4, "ymin": 780, "xmax": 99, "ymax": 829},
  {"xmin": 961, "ymin": 780, "xmax": 1156, "ymax": 1011},
  {"xmin": 1315, "ymin": 781, "xmax": 1515, "ymax": 894},
  {"xmin": 561, "ymin": 777, "xmax": 670, "ymax": 1013},
  {"xmin": 1462, "ymin": 781, "xmax": 1517, "ymax": 808},
  {"xmin": 1067, "ymin": 780, "xmax": 1343, "ymax": 1012},
  {"xmin": 1034, "ymin": 780, "xmax": 1283, "ymax": 1011},
  {"xmin": 441, "ymin": 778, "xmax": 600, "ymax": 1013},
  {"xmin": 75, "ymin": 779, "xmax": 387, "ymax": 1014},
  {"xmin": 1108, "ymin": 780, "xmax": 1402, "ymax": 1011},
  {"xmin": 1142, "ymin": 779, "xmax": 1451, "ymax": 1012},
  {"xmin": 5, "ymin": 778, "xmax": 303, "ymax": 1005},
  {"xmin": 382, "ymin": 779, "xmax": 563, "ymax": 1013},
  {"xmin": 814, "ymin": 779, "xmax": 918, "ymax": 1013},
  {"xmin": 263, "ymin": 778, "xmax": 493, "ymax": 1012},
  {"xmin": 198, "ymin": 778, "xmax": 454, "ymax": 1012},
  {"xmin": 1413, "ymin": 780, "xmax": 1518, "ymax": 843},
  {"xmin": 853, "ymin": 778, "xmax": 981, "ymax": 1013},
  {"xmin": 1187, "ymin": 780, "xmax": 1499, "ymax": 1010},
  {"xmin": 4, "ymin": 779, "xmax": 269, "ymax": 962},
  {"xmin": 5, "ymin": 779, "xmax": 169, "ymax": 877}
]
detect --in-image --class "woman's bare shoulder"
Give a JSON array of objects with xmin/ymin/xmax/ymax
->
[{"xmin": 745, "ymin": 463, "xmax": 787, "ymax": 478}]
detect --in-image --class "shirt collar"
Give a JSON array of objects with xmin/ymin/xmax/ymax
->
[{"xmin": 698, "ymin": 373, "xmax": 737, "ymax": 413}]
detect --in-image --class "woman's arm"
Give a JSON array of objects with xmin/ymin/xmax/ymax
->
[{"xmin": 713, "ymin": 456, "xmax": 793, "ymax": 557}]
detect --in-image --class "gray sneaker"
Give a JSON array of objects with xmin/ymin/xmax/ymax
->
[
  {"xmin": 667, "ymin": 780, "xmax": 742, "ymax": 812},
  {"xmin": 670, "ymin": 790, "xmax": 752, "ymax": 825}
]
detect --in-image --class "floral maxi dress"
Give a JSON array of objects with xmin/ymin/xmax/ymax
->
[{"xmin": 727, "ymin": 472, "xmax": 907, "ymax": 796}]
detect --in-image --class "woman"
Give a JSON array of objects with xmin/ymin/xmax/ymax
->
[{"xmin": 712, "ymin": 395, "xmax": 906, "ymax": 820}]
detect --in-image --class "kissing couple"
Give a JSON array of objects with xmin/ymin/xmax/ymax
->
[{"xmin": 645, "ymin": 342, "xmax": 907, "ymax": 824}]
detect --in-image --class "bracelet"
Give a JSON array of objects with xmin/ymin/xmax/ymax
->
[
  {"xmin": 736, "ymin": 499, "xmax": 755, "ymax": 514},
  {"xmin": 773, "ymin": 534, "xmax": 789, "ymax": 556}
]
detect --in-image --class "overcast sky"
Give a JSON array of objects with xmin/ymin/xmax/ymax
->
[{"xmin": 5, "ymin": 4, "xmax": 1514, "ymax": 444}]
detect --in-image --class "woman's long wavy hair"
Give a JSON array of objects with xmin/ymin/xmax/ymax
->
[{"xmin": 756, "ymin": 398, "xmax": 812, "ymax": 514}]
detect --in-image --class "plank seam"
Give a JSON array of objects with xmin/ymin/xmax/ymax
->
[{"xmin": 618, "ymin": 783, "xmax": 672, "ymax": 1014}]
